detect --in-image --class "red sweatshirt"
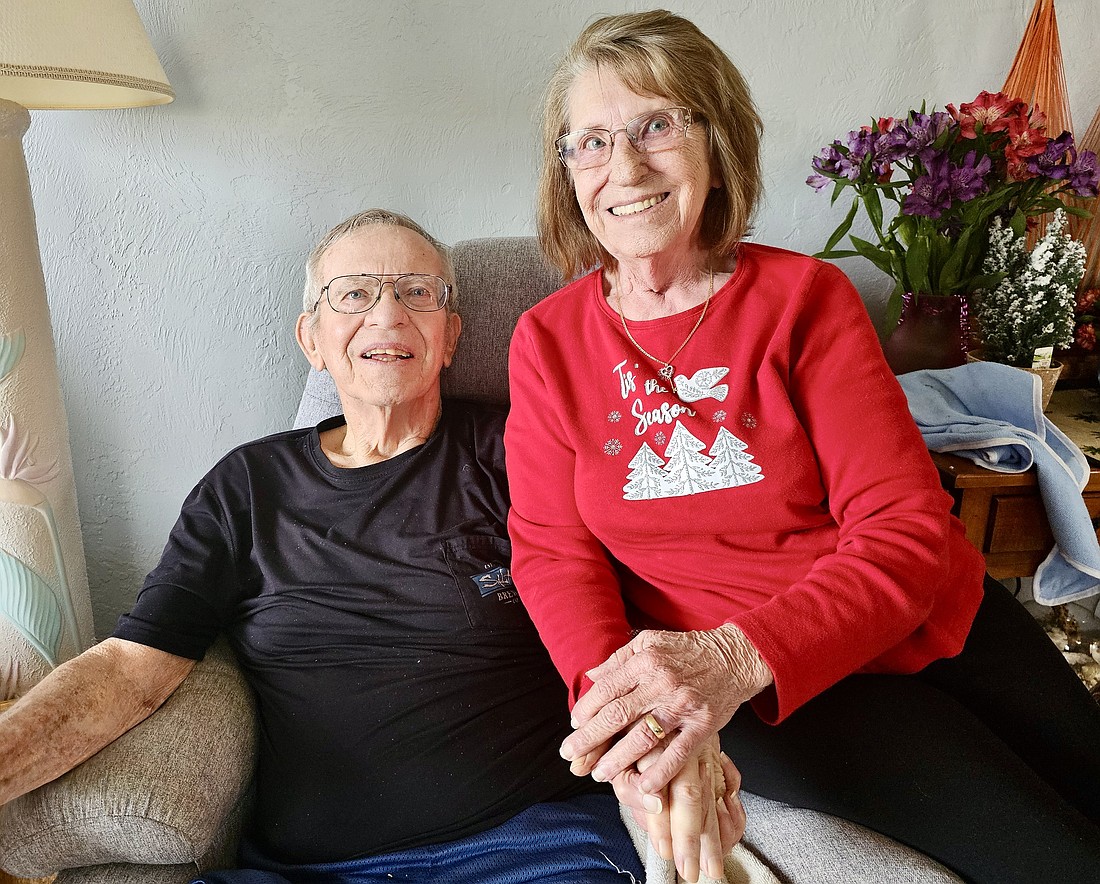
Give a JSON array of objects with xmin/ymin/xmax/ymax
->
[{"xmin": 505, "ymin": 244, "xmax": 985, "ymax": 723}]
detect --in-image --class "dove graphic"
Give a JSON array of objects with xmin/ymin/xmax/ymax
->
[{"xmin": 673, "ymin": 367, "xmax": 729, "ymax": 402}]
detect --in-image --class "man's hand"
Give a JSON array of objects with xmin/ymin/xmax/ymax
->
[{"xmin": 611, "ymin": 734, "xmax": 746, "ymax": 882}]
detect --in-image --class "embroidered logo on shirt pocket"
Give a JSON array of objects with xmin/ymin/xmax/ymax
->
[{"xmin": 442, "ymin": 535, "xmax": 531, "ymax": 630}]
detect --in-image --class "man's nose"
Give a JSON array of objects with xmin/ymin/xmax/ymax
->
[{"xmin": 366, "ymin": 281, "xmax": 409, "ymax": 324}]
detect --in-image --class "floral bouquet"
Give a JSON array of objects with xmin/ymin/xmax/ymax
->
[
  {"xmin": 808, "ymin": 91, "xmax": 1100, "ymax": 329},
  {"xmin": 973, "ymin": 208, "xmax": 1084, "ymax": 367}
]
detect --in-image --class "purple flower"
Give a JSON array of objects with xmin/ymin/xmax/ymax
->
[
  {"xmin": 810, "ymin": 143, "xmax": 842, "ymax": 173},
  {"xmin": 1024, "ymin": 132, "xmax": 1075, "ymax": 180},
  {"xmin": 878, "ymin": 111, "xmax": 953, "ymax": 163},
  {"xmin": 1067, "ymin": 149, "xmax": 1100, "ymax": 198},
  {"xmin": 846, "ymin": 128, "xmax": 875, "ymax": 158},
  {"xmin": 809, "ymin": 141, "xmax": 864, "ymax": 184},
  {"xmin": 949, "ymin": 150, "xmax": 992, "ymax": 202},
  {"xmin": 902, "ymin": 153, "xmax": 953, "ymax": 219}
]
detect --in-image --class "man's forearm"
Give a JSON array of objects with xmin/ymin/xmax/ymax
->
[{"xmin": 0, "ymin": 638, "xmax": 194, "ymax": 805}]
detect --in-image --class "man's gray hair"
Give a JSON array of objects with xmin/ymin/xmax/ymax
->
[{"xmin": 302, "ymin": 209, "xmax": 457, "ymax": 319}]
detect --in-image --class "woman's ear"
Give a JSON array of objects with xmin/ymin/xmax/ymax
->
[
  {"xmin": 295, "ymin": 313, "xmax": 326, "ymax": 371},
  {"xmin": 443, "ymin": 312, "xmax": 463, "ymax": 368}
]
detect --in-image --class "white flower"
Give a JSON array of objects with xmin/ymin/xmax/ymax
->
[
  {"xmin": 975, "ymin": 209, "xmax": 1084, "ymax": 365},
  {"xmin": 0, "ymin": 416, "xmax": 59, "ymax": 485}
]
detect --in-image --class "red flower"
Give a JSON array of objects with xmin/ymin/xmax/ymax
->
[
  {"xmin": 948, "ymin": 91, "xmax": 1027, "ymax": 139},
  {"xmin": 1076, "ymin": 322, "xmax": 1097, "ymax": 353},
  {"xmin": 1077, "ymin": 287, "xmax": 1100, "ymax": 314},
  {"xmin": 1005, "ymin": 116, "xmax": 1050, "ymax": 178}
]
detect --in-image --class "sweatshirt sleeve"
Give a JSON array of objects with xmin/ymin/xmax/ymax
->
[
  {"xmin": 730, "ymin": 262, "xmax": 973, "ymax": 722},
  {"xmin": 506, "ymin": 312, "xmax": 635, "ymax": 705}
]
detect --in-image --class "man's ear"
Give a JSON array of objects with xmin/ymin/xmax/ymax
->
[
  {"xmin": 443, "ymin": 312, "xmax": 462, "ymax": 368},
  {"xmin": 295, "ymin": 313, "xmax": 326, "ymax": 371}
]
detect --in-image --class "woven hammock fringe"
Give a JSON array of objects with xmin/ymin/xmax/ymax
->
[
  {"xmin": 1070, "ymin": 103, "xmax": 1100, "ymax": 292},
  {"xmin": 1001, "ymin": 0, "xmax": 1074, "ymax": 246}
]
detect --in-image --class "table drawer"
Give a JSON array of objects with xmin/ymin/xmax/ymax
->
[{"xmin": 987, "ymin": 492, "xmax": 1100, "ymax": 554}]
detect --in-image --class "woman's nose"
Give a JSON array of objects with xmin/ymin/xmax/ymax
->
[{"xmin": 608, "ymin": 136, "xmax": 647, "ymax": 183}]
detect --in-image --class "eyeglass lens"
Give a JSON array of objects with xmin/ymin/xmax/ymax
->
[
  {"xmin": 325, "ymin": 274, "xmax": 448, "ymax": 313},
  {"xmin": 557, "ymin": 108, "xmax": 691, "ymax": 169}
]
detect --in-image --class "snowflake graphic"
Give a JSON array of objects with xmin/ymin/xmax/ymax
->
[
  {"xmin": 604, "ymin": 439, "xmax": 623, "ymax": 456},
  {"xmin": 653, "ymin": 431, "xmax": 667, "ymax": 446},
  {"xmin": 741, "ymin": 412, "xmax": 757, "ymax": 429},
  {"xmin": 712, "ymin": 410, "xmax": 727, "ymax": 423},
  {"xmin": 608, "ymin": 410, "xmax": 622, "ymax": 423}
]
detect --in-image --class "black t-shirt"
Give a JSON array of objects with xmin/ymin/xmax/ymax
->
[{"xmin": 113, "ymin": 401, "xmax": 597, "ymax": 863}]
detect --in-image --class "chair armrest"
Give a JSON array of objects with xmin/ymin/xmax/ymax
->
[{"xmin": 0, "ymin": 639, "xmax": 256, "ymax": 877}]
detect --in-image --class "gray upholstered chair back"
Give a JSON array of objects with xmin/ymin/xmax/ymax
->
[{"xmin": 294, "ymin": 236, "xmax": 563, "ymax": 428}]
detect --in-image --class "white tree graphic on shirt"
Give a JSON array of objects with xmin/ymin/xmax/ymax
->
[
  {"xmin": 658, "ymin": 423, "xmax": 720, "ymax": 497},
  {"xmin": 621, "ymin": 421, "xmax": 765, "ymax": 500},
  {"xmin": 623, "ymin": 443, "xmax": 667, "ymax": 500},
  {"xmin": 708, "ymin": 427, "xmax": 764, "ymax": 486}
]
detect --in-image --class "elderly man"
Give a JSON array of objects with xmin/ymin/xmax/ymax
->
[{"xmin": 0, "ymin": 210, "xmax": 737, "ymax": 884}]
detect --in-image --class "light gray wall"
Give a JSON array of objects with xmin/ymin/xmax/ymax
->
[{"xmin": 22, "ymin": 0, "xmax": 1100, "ymax": 636}]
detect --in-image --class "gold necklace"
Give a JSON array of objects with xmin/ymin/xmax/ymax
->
[{"xmin": 615, "ymin": 268, "xmax": 714, "ymax": 398}]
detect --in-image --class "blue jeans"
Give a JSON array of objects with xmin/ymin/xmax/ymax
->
[{"xmin": 192, "ymin": 792, "xmax": 644, "ymax": 884}]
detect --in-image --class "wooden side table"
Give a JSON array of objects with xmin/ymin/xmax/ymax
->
[
  {"xmin": 932, "ymin": 451, "xmax": 1100, "ymax": 578},
  {"xmin": 930, "ymin": 388, "xmax": 1100, "ymax": 578}
]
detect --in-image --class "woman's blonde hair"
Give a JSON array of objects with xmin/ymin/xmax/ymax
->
[
  {"xmin": 537, "ymin": 10, "xmax": 763, "ymax": 279},
  {"xmin": 302, "ymin": 209, "xmax": 456, "ymax": 319}
]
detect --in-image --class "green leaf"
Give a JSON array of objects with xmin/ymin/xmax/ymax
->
[
  {"xmin": 0, "ymin": 548, "xmax": 61, "ymax": 666},
  {"xmin": 822, "ymin": 199, "xmax": 860, "ymax": 254},
  {"xmin": 904, "ymin": 235, "xmax": 931, "ymax": 294},
  {"xmin": 1060, "ymin": 204, "xmax": 1092, "ymax": 219},
  {"xmin": 967, "ymin": 271, "xmax": 1006, "ymax": 292},
  {"xmin": 1008, "ymin": 209, "xmax": 1027, "ymax": 238},
  {"xmin": 936, "ymin": 227, "xmax": 973, "ymax": 292},
  {"xmin": 849, "ymin": 236, "xmax": 896, "ymax": 276},
  {"xmin": 862, "ymin": 187, "xmax": 884, "ymax": 234},
  {"xmin": 813, "ymin": 249, "xmax": 861, "ymax": 259},
  {"xmin": 883, "ymin": 284, "xmax": 905, "ymax": 332}
]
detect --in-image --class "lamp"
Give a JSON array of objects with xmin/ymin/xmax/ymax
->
[{"xmin": 0, "ymin": 0, "xmax": 173, "ymax": 698}]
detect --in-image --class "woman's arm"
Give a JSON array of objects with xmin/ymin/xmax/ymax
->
[
  {"xmin": 505, "ymin": 312, "xmax": 635, "ymax": 701},
  {"xmin": 0, "ymin": 638, "xmax": 195, "ymax": 805}
]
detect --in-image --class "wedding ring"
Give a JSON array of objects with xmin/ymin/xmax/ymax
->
[{"xmin": 643, "ymin": 712, "xmax": 666, "ymax": 740}]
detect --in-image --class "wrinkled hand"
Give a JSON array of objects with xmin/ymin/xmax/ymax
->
[
  {"xmin": 561, "ymin": 625, "xmax": 772, "ymax": 794},
  {"xmin": 612, "ymin": 734, "xmax": 746, "ymax": 883}
]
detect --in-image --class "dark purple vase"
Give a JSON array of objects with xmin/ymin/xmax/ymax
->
[{"xmin": 880, "ymin": 292, "xmax": 970, "ymax": 375}]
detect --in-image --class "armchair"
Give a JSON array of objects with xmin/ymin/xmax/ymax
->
[{"xmin": 0, "ymin": 237, "xmax": 962, "ymax": 884}]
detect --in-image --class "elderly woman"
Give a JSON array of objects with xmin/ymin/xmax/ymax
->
[{"xmin": 505, "ymin": 11, "xmax": 1100, "ymax": 884}]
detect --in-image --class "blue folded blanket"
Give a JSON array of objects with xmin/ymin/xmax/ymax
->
[{"xmin": 899, "ymin": 361, "xmax": 1100, "ymax": 609}]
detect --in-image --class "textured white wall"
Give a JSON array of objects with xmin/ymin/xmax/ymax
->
[{"xmin": 20, "ymin": 0, "xmax": 1100, "ymax": 637}]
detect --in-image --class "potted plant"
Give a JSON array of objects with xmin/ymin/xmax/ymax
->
[
  {"xmin": 970, "ymin": 208, "xmax": 1085, "ymax": 408},
  {"xmin": 807, "ymin": 91, "xmax": 1100, "ymax": 373}
]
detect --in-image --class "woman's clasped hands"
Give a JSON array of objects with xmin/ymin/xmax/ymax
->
[{"xmin": 560, "ymin": 624, "xmax": 774, "ymax": 880}]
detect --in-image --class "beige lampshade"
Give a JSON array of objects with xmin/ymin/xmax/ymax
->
[{"xmin": 0, "ymin": 0, "xmax": 173, "ymax": 109}]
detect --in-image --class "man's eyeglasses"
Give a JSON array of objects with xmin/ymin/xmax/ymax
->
[
  {"xmin": 556, "ymin": 107, "xmax": 697, "ymax": 170},
  {"xmin": 315, "ymin": 274, "xmax": 451, "ymax": 314}
]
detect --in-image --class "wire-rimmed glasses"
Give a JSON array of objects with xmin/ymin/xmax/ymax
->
[
  {"xmin": 556, "ymin": 107, "xmax": 697, "ymax": 170},
  {"xmin": 315, "ymin": 274, "xmax": 451, "ymax": 314}
]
